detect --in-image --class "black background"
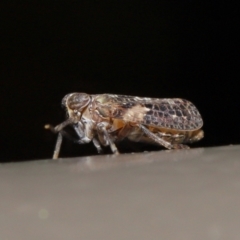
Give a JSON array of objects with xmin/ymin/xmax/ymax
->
[{"xmin": 1, "ymin": 1, "xmax": 239, "ymax": 162}]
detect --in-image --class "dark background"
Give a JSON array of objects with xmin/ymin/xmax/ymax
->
[{"xmin": 0, "ymin": 1, "xmax": 239, "ymax": 162}]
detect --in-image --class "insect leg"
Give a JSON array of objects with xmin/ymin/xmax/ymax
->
[
  {"xmin": 46, "ymin": 123, "xmax": 86, "ymax": 159},
  {"xmin": 73, "ymin": 122, "xmax": 103, "ymax": 153},
  {"xmin": 45, "ymin": 124, "xmax": 68, "ymax": 159},
  {"xmin": 97, "ymin": 122, "xmax": 119, "ymax": 154},
  {"xmin": 52, "ymin": 132, "xmax": 63, "ymax": 159},
  {"xmin": 53, "ymin": 118, "xmax": 73, "ymax": 132},
  {"xmin": 45, "ymin": 118, "xmax": 75, "ymax": 159},
  {"xmin": 73, "ymin": 122, "xmax": 85, "ymax": 138},
  {"xmin": 46, "ymin": 123, "xmax": 87, "ymax": 144},
  {"xmin": 138, "ymin": 124, "xmax": 173, "ymax": 149},
  {"xmin": 138, "ymin": 125, "xmax": 190, "ymax": 150},
  {"xmin": 45, "ymin": 124, "xmax": 79, "ymax": 142},
  {"xmin": 92, "ymin": 138, "xmax": 103, "ymax": 153}
]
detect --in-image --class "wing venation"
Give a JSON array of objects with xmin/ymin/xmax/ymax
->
[{"xmin": 94, "ymin": 94, "xmax": 203, "ymax": 130}]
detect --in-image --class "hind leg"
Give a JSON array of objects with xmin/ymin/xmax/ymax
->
[{"xmin": 138, "ymin": 124, "xmax": 190, "ymax": 150}]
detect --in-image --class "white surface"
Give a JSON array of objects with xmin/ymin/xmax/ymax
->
[{"xmin": 1, "ymin": 145, "xmax": 240, "ymax": 240}]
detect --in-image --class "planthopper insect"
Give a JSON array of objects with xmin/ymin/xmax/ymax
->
[{"xmin": 45, "ymin": 93, "xmax": 204, "ymax": 159}]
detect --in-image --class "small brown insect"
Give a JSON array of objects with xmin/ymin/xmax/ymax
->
[{"xmin": 45, "ymin": 93, "xmax": 204, "ymax": 159}]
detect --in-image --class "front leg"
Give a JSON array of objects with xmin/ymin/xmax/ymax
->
[
  {"xmin": 73, "ymin": 122, "xmax": 103, "ymax": 153},
  {"xmin": 96, "ymin": 122, "xmax": 119, "ymax": 154},
  {"xmin": 73, "ymin": 123, "xmax": 91, "ymax": 144},
  {"xmin": 45, "ymin": 123, "xmax": 89, "ymax": 159},
  {"xmin": 45, "ymin": 124, "xmax": 66, "ymax": 159}
]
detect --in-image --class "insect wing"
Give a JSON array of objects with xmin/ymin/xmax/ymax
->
[
  {"xmin": 141, "ymin": 98, "xmax": 203, "ymax": 130},
  {"xmin": 94, "ymin": 94, "xmax": 203, "ymax": 131}
]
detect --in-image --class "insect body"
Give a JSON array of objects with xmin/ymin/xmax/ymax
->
[{"xmin": 46, "ymin": 93, "xmax": 204, "ymax": 159}]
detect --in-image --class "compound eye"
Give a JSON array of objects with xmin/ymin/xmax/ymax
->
[
  {"xmin": 63, "ymin": 93, "xmax": 91, "ymax": 110},
  {"xmin": 72, "ymin": 93, "xmax": 88, "ymax": 102}
]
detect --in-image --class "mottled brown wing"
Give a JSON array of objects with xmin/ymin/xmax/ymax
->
[{"xmin": 94, "ymin": 94, "xmax": 203, "ymax": 131}]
